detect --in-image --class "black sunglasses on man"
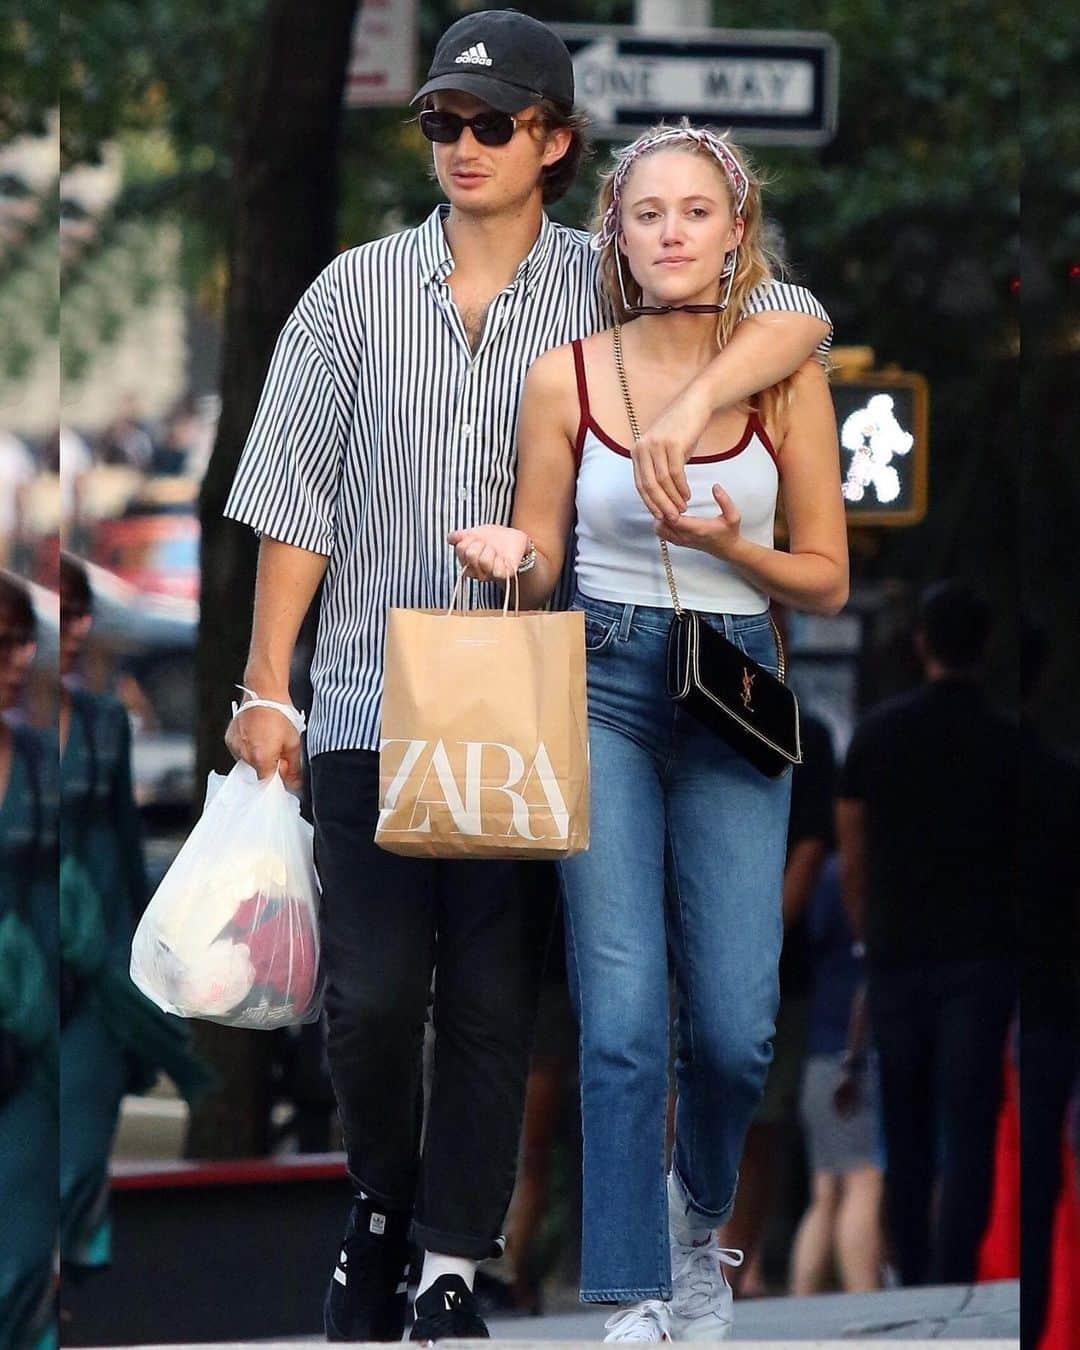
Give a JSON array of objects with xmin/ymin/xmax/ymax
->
[{"xmin": 418, "ymin": 108, "xmax": 527, "ymax": 147}]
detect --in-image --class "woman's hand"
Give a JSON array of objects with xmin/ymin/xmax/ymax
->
[
  {"xmin": 632, "ymin": 382, "xmax": 711, "ymax": 524},
  {"xmin": 448, "ymin": 525, "xmax": 529, "ymax": 580},
  {"xmin": 655, "ymin": 484, "xmax": 743, "ymax": 560}
]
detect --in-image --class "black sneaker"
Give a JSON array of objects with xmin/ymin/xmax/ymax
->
[
  {"xmin": 324, "ymin": 1192, "xmax": 412, "ymax": 1342},
  {"xmin": 409, "ymin": 1274, "xmax": 490, "ymax": 1343}
]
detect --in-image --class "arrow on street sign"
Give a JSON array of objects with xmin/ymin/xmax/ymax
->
[{"xmin": 551, "ymin": 24, "xmax": 838, "ymax": 145}]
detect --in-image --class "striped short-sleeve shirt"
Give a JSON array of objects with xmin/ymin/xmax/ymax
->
[{"xmin": 224, "ymin": 206, "xmax": 831, "ymax": 756}]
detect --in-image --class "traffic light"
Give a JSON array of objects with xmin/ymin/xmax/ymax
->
[{"xmin": 830, "ymin": 368, "xmax": 929, "ymax": 526}]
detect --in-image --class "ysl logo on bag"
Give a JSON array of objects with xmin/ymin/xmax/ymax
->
[
  {"xmin": 378, "ymin": 738, "xmax": 571, "ymax": 840},
  {"xmin": 741, "ymin": 667, "xmax": 756, "ymax": 710}
]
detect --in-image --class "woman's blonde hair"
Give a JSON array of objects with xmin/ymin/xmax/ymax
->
[{"xmin": 591, "ymin": 121, "xmax": 796, "ymax": 431}]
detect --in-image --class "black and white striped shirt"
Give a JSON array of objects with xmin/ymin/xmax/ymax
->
[{"xmin": 224, "ymin": 206, "xmax": 831, "ymax": 756}]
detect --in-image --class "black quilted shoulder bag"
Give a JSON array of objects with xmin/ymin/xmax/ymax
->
[{"xmin": 612, "ymin": 325, "xmax": 802, "ymax": 778}]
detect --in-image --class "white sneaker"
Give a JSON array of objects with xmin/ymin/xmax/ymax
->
[
  {"xmin": 603, "ymin": 1300, "xmax": 674, "ymax": 1341},
  {"xmin": 668, "ymin": 1236, "xmax": 744, "ymax": 1341}
]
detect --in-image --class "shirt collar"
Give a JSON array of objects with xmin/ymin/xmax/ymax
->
[
  {"xmin": 416, "ymin": 205, "xmax": 557, "ymax": 294},
  {"xmin": 417, "ymin": 206, "xmax": 454, "ymax": 286}
]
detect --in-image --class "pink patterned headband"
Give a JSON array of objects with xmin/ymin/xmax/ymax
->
[{"xmin": 592, "ymin": 124, "xmax": 750, "ymax": 252}]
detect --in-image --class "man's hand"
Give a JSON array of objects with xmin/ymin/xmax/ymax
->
[
  {"xmin": 225, "ymin": 704, "xmax": 302, "ymax": 790},
  {"xmin": 655, "ymin": 484, "xmax": 744, "ymax": 559},
  {"xmin": 631, "ymin": 380, "xmax": 712, "ymax": 523},
  {"xmin": 448, "ymin": 525, "xmax": 529, "ymax": 580}
]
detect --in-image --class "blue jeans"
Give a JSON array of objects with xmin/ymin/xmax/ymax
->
[{"xmin": 559, "ymin": 593, "xmax": 792, "ymax": 1302}]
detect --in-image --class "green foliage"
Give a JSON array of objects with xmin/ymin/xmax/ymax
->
[
  {"xmin": 0, "ymin": 5, "xmax": 58, "ymax": 144},
  {"xmin": 60, "ymin": 0, "xmax": 266, "ymax": 170}
]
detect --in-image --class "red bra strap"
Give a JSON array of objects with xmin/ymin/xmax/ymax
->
[{"xmin": 571, "ymin": 339, "xmax": 590, "ymax": 466}]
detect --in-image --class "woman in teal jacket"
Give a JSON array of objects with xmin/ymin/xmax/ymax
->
[
  {"xmin": 58, "ymin": 553, "xmax": 209, "ymax": 1281},
  {"xmin": 0, "ymin": 571, "xmax": 60, "ymax": 1350}
]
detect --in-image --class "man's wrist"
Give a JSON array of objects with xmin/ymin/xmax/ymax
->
[{"xmin": 242, "ymin": 665, "xmax": 292, "ymax": 705}]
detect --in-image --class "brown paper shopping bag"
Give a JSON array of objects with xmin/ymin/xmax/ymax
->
[{"xmin": 375, "ymin": 580, "xmax": 590, "ymax": 860}]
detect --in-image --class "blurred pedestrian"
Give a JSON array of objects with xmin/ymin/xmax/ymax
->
[
  {"xmin": 0, "ymin": 570, "xmax": 59, "ymax": 1350},
  {"xmin": 58, "ymin": 553, "xmax": 210, "ymax": 1288},
  {"xmin": 451, "ymin": 122, "xmax": 848, "ymax": 1341},
  {"xmin": 718, "ymin": 709, "xmax": 836, "ymax": 1295},
  {"xmin": 98, "ymin": 394, "xmax": 154, "ymax": 472},
  {"xmin": 836, "ymin": 579, "xmax": 1018, "ymax": 1285},
  {"xmin": 0, "ymin": 430, "xmax": 37, "ymax": 568},
  {"xmin": 224, "ymin": 9, "xmax": 832, "ymax": 1343},
  {"xmin": 500, "ymin": 900, "xmax": 580, "ymax": 1315},
  {"xmin": 789, "ymin": 854, "xmax": 883, "ymax": 1294}
]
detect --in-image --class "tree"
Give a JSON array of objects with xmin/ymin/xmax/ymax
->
[{"xmin": 189, "ymin": 0, "xmax": 360, "ymax": 1157}]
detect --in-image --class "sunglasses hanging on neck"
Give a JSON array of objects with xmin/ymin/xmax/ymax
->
[{"xmin": 613, "ymin": 243, "xmax": 738, "ymax": 316}]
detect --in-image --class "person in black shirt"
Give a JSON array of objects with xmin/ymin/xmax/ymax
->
[{"xmin": 836, "ymin": 579, "xmax": 1017, "ymax": 1286}]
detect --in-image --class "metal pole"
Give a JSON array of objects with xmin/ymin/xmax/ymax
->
[{"xmin": 635, "ymin": 0, "xmax": 710, "ymax": 33}]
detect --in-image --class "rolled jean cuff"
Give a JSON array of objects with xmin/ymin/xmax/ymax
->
[
  {"xmin": 410, "ymin": 1219, "xmax": 506, "ymax": 1262},
  {"xmin": 672, "ymin": 1161, "xmax": 738, "ymax": 1224},
  {"xmin": 581, "ymin": 1286, "xmax": 673, "ymax": 1304},
  {"xmin": 349, "ymin": 1171, "xmax": 413, "ymax": 1214}
]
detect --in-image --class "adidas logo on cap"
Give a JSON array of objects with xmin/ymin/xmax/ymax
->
[{"xmin": 455, "ymin": 42, "xmax": 493, "ymax": 66}]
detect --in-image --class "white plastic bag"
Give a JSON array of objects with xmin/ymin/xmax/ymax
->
[{"xmin": 130, "ymin": 762, "xmax": 321, "ymax": 1028}]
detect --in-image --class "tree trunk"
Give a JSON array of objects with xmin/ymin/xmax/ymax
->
[{"xmin": 188, "ymin": 0, "xmax": 360, "ymax": 1159}]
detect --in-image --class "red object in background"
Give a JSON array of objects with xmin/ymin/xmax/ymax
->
[
  {"xmin": 1040, "ymin": 1150, "xmax": 1080, "ymax": 1350},
  {"xmin": 88, "ymin": 512, "xmax": 199, "ymax": 600},
  {"xmin": 978, "ymin": 1053, "xmax": 1080, "ymax": 1350},
  {"xmin": 978, "ymin": 1055, "xmax": 1020, "ymax": 1280}
]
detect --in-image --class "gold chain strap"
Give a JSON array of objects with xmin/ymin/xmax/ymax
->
[{"xmin": 610, "ymin": 324, "xmax": 787, "ymax": 684}]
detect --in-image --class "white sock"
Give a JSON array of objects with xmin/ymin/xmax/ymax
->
[
  {"xmin": 417, "ymin": 1251, "xmax": 477, "ymax": 1297},
  {"xmin": 668, "ymin": 1170, "xmax": 714, "ymax": 1247}
]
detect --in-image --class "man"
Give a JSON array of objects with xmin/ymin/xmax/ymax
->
[
  {"xmin": 224, "ymin": 10, "xmax": 831, "ymax": 1341},
  {"xmin": 836, "ymin": 580, "xmax": 1018, "ymax": 1286}
]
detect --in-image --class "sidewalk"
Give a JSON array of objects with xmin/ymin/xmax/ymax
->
[{"xmin": 108, "ymin": 1279, "xmax": 1019, "ymax": 1347}]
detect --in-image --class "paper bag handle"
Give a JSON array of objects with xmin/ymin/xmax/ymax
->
[{"xmin": 447, "ymin": 567, "xmax": 519, "ymax": 617}]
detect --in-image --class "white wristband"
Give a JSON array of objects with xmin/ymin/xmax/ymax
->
[{"xmin": 231, "ymin": 684, "xmax": 306, "ymax": 735}]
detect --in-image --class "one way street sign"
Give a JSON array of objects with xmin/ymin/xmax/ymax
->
[{"xmin": 551, "ymin": 24, "xmax": 838, "ymax": 146}]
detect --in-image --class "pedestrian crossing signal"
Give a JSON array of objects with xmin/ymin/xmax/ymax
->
[{"xmin": 830, "ymin": 370, "xmax": 928, "ymax": 526}]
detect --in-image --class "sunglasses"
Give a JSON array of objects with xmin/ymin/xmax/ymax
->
[
  {"xmin": 419, "ymin": 108, "xmax": 521, "ymax": 147},
  {"xmin": 630, "ymin": 303, "xmax": 728, "ymax": 315}
]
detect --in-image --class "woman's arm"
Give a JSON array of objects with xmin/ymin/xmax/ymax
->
[
  {"xmin": 449, "ymin": 345, "xmax": 579, "ymax": 609},
  {"xmin": 656, "ymin": 360, "xmax": 849, "ymax": 615},
  {"xmin": 633, "ymin": 307, "xmax": 830, "ymax": 522}
]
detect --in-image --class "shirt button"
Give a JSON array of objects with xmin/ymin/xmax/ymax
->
[
  {"xmin": 458, "ymin": 486, "xmax": 471, "ymax": 501},
  {"xmin": 462, "ymin": 425, "xmax": 473, "ymax": 439}
]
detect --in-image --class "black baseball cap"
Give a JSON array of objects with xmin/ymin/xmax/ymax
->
[{"xmin": 411, "ymin": 10, "xmax": 574, "ymax": 115}]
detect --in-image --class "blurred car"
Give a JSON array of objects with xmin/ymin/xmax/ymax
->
[{"xmin": 88, "ymin": 477, "xmax": 200, "ymax": 602}]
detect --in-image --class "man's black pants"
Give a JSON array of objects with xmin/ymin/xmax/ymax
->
[
  {"xmin": 311, "ymin": 750, "xmax": 556, "ymax": 1260},
  {"xmin": 868, "ymin": 956, "xmax": 1016, "ymax": 1286}
]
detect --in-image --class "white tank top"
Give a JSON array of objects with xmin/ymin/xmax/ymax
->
[{"xmin": 570, "ymin": 339, "xmax": 779, "ymax": 615}]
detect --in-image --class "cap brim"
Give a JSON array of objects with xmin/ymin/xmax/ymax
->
[{"xmin": 410, "ymin": 72, "xmax": 536, "ymax": 114}]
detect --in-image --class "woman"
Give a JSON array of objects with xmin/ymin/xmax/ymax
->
[
  {"xmin": 790, "ymin": 855, "xmax": 883, "ymax": 1295},
  {"xmin": 0, "ymin": 571, "xmax": 60, "ymax": 1350},
  {"xmin": 451, "ymin": 123, "xmax": 848, "ymax": 1340},
  {"xmin": 59, "ymin": 552, "xmax": 209, "ymax": 1283}
]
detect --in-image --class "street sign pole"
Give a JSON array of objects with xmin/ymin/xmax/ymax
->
[{"xmin": 636, "ymin": 0, "xmax": 709, "ymax": 32}]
